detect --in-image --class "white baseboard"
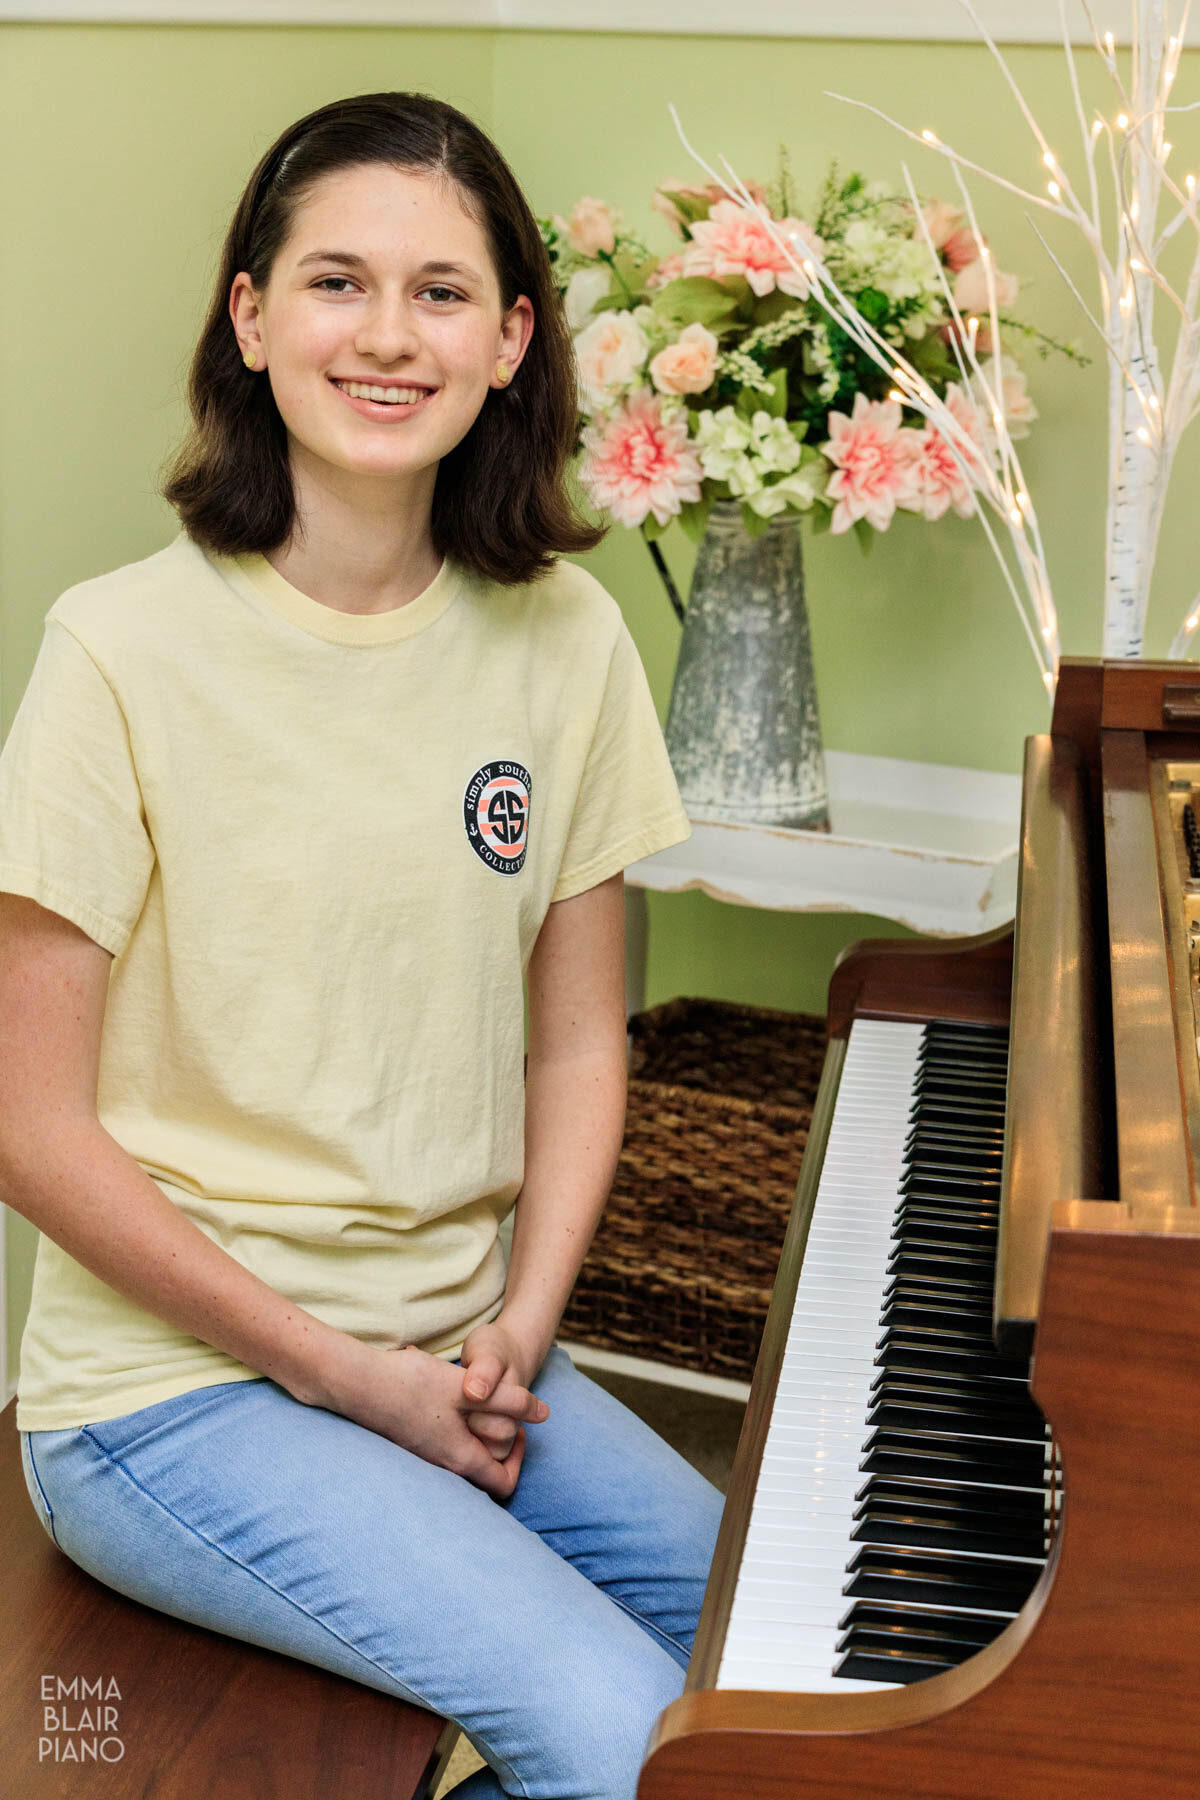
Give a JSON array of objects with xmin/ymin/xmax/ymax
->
[{"xmin": 559, "ymin": 1339, "xmax": 750, "ymax": 1403}]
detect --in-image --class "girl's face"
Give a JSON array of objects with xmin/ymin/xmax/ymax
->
[{"xmin": 230, "ymin": 162, "xmax": 533, "ymax": 494}]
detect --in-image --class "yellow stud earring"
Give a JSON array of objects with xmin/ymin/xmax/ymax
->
[
  {"xmin": 244, "ymin": 350, "xmax": 258, "ymax": 369},
  {"xmin": 495, "ymin": 363, "xmax": 511, "ymax": 385}
]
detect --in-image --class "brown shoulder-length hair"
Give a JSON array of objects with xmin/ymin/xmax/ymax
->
[{"xmin": 162, "ymin": 91, "xmax": 603, "ymax": 586}]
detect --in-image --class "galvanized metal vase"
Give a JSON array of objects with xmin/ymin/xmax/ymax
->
[{"xmin": 663, "ymin": 499, "xmax": 829, "ymax": 829}]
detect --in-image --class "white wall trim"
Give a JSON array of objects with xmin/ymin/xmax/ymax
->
[{"xmin": 2, "ymin": 0, "xmax": 1196, "ymax": 44}]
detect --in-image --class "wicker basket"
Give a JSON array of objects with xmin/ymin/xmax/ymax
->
[{"xmin": 560, "ymin": 998, "xmax": 827, "ymax": 1381}]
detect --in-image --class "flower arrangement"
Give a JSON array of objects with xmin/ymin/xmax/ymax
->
[{"xmin": 541, "ymin": 160, "xmax": 1071, "ymax": 559}]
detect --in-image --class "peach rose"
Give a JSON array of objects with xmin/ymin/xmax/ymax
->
[
  {"xmin": 555, "ymin": 196, "xmax": 617, "ymax": 258},
  {"xmin": 953, "ymin": 258, "xmax": 1019, "ymax": 316},
  {"xmin": 574, "ymin": 308, "xmax": 650, "ymax": 411},
  {"xmin": 649, "ymin": 322, "xmax": 720, "ymax": 396},
  {"xmin": 942, "ymin": 225, "xmax": 981, "ymax": 273},
  {"xmin": 920, "ymin": 199, "xmax": 965, "ymax": 250},
  {"xmin": 645, "ymin": 251, "xmax": 687, "ymax": 291}
]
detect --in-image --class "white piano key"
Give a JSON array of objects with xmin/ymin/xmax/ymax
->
[{"xmin": 717, "ymin": 1020, "xmax": 925, "ymax": 1695}]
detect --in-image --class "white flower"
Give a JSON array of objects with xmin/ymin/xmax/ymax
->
[
  {"xmin": 574, "ymin": 309, "xmax": 650, "ymax": 413},
  {"xmin": 746, "ymin": 462, "xmax": 824, "ymax": 517},
  {"xmin": 725, "ymin": 455, "xmax": 765, "ymax": 497},
  {"xmin": 564, "ymin": 266, "xmax": 612, "ymax": 332},
  {"xmin": 747, "ymin": 412, "xmax": 802, "ymax": 474},
  {"xmin": 694, "ymin": 407, "xmax": 754, "ymax": 482}
]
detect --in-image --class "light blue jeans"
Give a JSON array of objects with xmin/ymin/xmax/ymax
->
[{"xmin": 19, "ymin": 1346, "xmax": 723, "ymax": 1800}]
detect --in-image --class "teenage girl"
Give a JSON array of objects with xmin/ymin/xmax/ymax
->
[{"xmin": 2, "ymin": 92, "xmax": 723, "ymax": 1800}]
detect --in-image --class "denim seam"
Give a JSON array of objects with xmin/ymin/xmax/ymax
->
[
  {"xmin": 606, "ymin": 1591, "xmax": 692, "ymax": 1661},
  {"xmin": 22, "ymin": 1436, "xmax": 61, "ymax": 1549},
  {"xmin": 77, "ymin": 1427, "xmax": 529, "ymax": 1798}
]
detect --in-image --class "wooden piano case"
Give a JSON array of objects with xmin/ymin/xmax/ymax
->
[{"xmin": 639, "ymin": 661, "xmax": 1200, "ymax": 1799}]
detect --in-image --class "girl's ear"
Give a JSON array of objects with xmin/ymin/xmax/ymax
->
[{"xmin": 500, "ymin": 294, "xmax": 535, "ymax": 376}]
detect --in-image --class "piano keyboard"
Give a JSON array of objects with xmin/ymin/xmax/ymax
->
[{"xmin": 716, "ymin": 1016, "xmax": 1058, "ymax": 1695}]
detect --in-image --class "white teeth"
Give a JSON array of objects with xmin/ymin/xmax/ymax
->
[{"xmin": 335, "ymin": 380, "xmax": 427, "ymax": 405}]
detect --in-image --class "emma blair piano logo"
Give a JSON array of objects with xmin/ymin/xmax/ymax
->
[{"xmin": 463, "ymin": 760, "xmax": 531, "ymax": 875}]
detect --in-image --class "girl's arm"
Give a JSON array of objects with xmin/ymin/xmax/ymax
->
[{"xmin": 460, "ymin": 871, "xmax": 628, "ymax": 1443}]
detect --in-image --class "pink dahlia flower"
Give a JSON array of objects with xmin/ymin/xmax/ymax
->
[
  {"xmin": 905, "ymin": 386, "xmax": 988, "ymax": 521},
  {"xmin": 580, "ymin": 389, "xmax": 704, "ymax": 528},
  {"xmin": 682, "ymin": 200, "xmax": 822, "ymax": 299},
  {"xmin": 821, "ymin": 395, "xmax": 922, "ymax": 534}
]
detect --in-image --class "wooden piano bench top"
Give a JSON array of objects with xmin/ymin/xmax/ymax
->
[{"xmin": 1, "ymin": 1397, "xmax": 457, "ymax": 1800}]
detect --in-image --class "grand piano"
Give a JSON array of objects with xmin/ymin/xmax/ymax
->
[{"xmin": 639, "ymin": 658, "xmax": 1200, "ymax": 1799}]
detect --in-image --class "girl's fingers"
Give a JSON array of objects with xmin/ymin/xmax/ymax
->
[
  {"xmin": 465, "ymin": 1410, "xmax": 517, "ymax": 1452},
  {"xmin": 475, "ymin": 1378, "xmax": 548, "ymax": 1424},
  {"xmin": 461, "ymin": 1352, "xmax": 505, "ymax": 1402}
]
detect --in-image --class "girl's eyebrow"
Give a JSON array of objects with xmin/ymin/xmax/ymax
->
[{"xmin": 295, "ymin": 250, "xmax": 483, "ymax": 285}]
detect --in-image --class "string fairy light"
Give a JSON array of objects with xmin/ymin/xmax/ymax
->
[{"xmin": 821, "ymin": 1, "xmax": 1200, "ymax": 660}]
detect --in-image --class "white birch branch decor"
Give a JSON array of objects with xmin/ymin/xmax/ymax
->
[{"xmin": 829, "ymin": 0, "xmax": 1199, "ymax": 659}]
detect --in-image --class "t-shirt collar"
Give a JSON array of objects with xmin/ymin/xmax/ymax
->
[{"xmin": 208, "ymin": 542, "xmax": 463, "ymax": 646}]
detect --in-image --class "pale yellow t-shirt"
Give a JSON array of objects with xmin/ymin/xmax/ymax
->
[{"xmin": 3, "ymin": 532, "xmax": 690, "ymax": 1430}]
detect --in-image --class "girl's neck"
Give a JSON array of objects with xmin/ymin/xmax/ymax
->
[{"xmin": 267, "ymin": 456, "xmax": 443, "ymax": 616}]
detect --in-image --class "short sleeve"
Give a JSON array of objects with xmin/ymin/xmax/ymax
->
[
  {"xmin": 551, "ymin": 618, "xmax": 691, "ymax": 903},
  {"xmin": 0, "ymin": 618, "xmax": 155, "ymax": 955}
]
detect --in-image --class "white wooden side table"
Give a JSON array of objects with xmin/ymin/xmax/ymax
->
[{"xmin": 621, "ymin": 749, "xmax": 1023, "ymax": 1015}]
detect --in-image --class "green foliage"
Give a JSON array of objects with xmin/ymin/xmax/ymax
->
[
  {"xmin": 764, "ymin": 143, "xmax": 796, "ymax": 222},
  {"xmin": 856, "ymin": 287, "xmax": 889, "ymax": 326},
  {"xmin": 677, "ymin": 496, "xmax": 714, "ymax": 543},
  {"xmin": 852, "ymin": 517, "xmax": 876, "ymax": 555},
  {"xmin": 749, "ymin": 290, "xmax": 798, "ymax": 330},
  {"xmin": 908, "ymin": 330, "xmax": 956, "ymax": 386},
  {"xmin": 640, "ymin": 513, "xmax": 669, "ymax": 543},
  {"xmin": 651, "ymin": 276, "xmax": 744, "ymax": 332},
  {"xmin": 657, "ymin": 188, "xmax": 712, "ymax": 228},
  {"xmin": 740, "ymin": 503, "xmax": 773, "ymax": 539}
]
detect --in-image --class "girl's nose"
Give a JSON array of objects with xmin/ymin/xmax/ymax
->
[{"xmin": 355, "ymin": 298, "xmax": 422, "ymax": 365}]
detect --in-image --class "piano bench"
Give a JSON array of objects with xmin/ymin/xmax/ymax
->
[{"xmin": 2, "ymin": 1397, "xmax": 458, "ymax": 1799}]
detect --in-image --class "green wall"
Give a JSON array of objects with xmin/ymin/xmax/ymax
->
[{"xmin": 4, "ymin": 22, "xmax": 1198, "ymax": 1379}]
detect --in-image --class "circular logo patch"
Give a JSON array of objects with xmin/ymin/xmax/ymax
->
[{"xmin": 463, "ymin": 760, "xmax": 532, "ymax": 875}]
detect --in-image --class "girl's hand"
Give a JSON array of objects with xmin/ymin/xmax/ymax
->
[
  {"xmin": 322, "ymin": 1338, "xmax": 547, "ymax": 1500},
  {"xmin": 460, "ymin": 1320, "xmax": 548, "ymax": 1462}
]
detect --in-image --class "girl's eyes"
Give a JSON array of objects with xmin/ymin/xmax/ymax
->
[{"xmin": 311, "ymin": 277, "xmax": 464, "ymax": 304}]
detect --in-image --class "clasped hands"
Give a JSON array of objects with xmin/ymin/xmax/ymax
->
[{"xmin": 376, "ymin": 1317, "xmax": 548, "ymax": 1501}]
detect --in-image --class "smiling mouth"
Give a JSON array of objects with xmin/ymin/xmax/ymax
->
[{"xmin": 330, "ymin": 378, "xmax": 433, "ymax": 406}]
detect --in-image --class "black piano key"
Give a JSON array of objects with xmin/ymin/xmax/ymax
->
[
  {"xmin": 855, "ymin": 1474, "xmax": 1047, "ymax": 1516},
  {"xmin": 843, "ymin": 1546, "xmax": 1035, "ymax": 1614},
  {"xmin": 881, "ymin": 1302, "xmax": 996, "ymax": 1332},
  {"xmin": 837, "ymin": 1622, "xmax": 989, "ymax": 1663},
  {"xmin": 834, "ymin": 1647, "xmax": 961, "ymax": 1683},
  {"xmin": 875, "ymin": 1344, "xmax": 1025, "ymax": 1382},
  {"xmin": 852, "ymin": 1487, "xmax": 1049, "ymax": 1538},
  {"xmin": 837, "ymin": 1602, "xmax": 1004, "ymax": 1648},
  {"xmin": 878, "ymin": 1322, "xmax": 1008, "ymax": 1355},
  {"xmin": 872, "ymin": 1363, "xmax": 1032, "ymax": 1397},
  {"xmin": 866, "ymin": 1397, "xmax": 1048, "ymax": 1444},
  {"xmin": 884, "ymin": 1279, "xmax": 996, "ymax": 1312},
  {"xmin": 864, "ymin": 1427, "xmax": 1049, "ymax": 1485},
  {"xmin": 901, "ymin": 1138, "xmax": 1005, "ymax": 1164},
  {"xmin": 850, "ymin": 1501, "xmax": 1048, "ymax": 1558},
  {"xmin": 912, "ymin": 1100, "xmax": 1007, "ymax": 1127},
  {"xmin": 887, "ymin": 1251, "xmax": 996, "ymax": 1282},
  {"xmin": 870, "ymin": 1371, "xmax": 1045, "ymax": 1412},
  {"xmin": 905, "ymin": 1121, "xmax": 1005, "ymax": 1144},
  {"xmin": 892, "ymin": 1218, "xmax": 1000, "ymax": 1250}
]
